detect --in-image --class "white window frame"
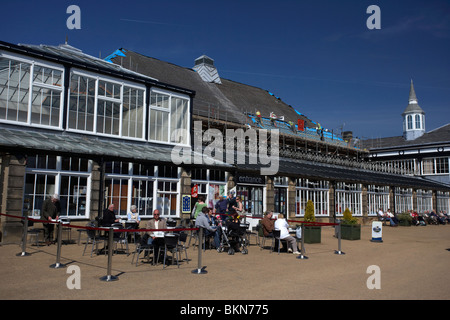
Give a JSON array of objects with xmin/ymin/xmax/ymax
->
[
  {"xmin": 24, "ymin": 155, "xmax": 92, "ymax": 219},
  {"xmin": 0, "ymin": 51, "xmax": 64, "ymax": 129},
  {"xmin": 104, "ymin": 162, "xmax": 181, "ymax": 218},
  {"xmin": 295, "ymin": 179, "xmax": 330, "ymax": 217},
  {"xmin": 67, "ymin": 69, "xmax": 147, "ymax": 141},
  {"xmin": 149, "ymin": 87, "xmax": 190, "ymax": 146},
  {"xmin": 367, "ymin": 185, "xmax": 390, "ymax": 216},
  {"xmin": 417, "ymin": 189, "xmax": 433, "ymax": 213},
  {"xmin": 335, "ymin": 182, "xmax": 362, "ymax": 216},
  {"xmin": 394, "ymin": 187, "xmax": 413, "ymax": 213}
]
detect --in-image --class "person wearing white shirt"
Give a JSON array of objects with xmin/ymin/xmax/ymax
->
[
  {"xmin": 274, "ymin": 214, "xmax": 300, "ymax": 254},
  {"xmin": 127, "ymin": 205, "xmax": 141, "ymax": 225}
]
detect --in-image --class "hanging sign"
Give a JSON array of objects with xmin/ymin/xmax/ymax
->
[{"xmin": 191, "ymin": 185, "xmax": 198, "ymax": 198}]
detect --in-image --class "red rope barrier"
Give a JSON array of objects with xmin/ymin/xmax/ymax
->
[
  {"xmin": 0, "ymin": 212, "xmax": 199, "ymax": 233},
  {"xmin": 1, "ymin": 212, "xmax": 337, "ymax": 234}
]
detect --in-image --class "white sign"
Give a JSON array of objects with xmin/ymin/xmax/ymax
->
[{"xmin": 371, "ymin": 221, "xmax": 383, "ymax": 242}]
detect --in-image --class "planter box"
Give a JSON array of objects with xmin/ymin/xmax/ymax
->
[
  {"xmin": 304, "ymin": 226, "xmax": 321, "ymax": 243},
  {"xmin": 398, "ymin": 219, "xmax": 411, "ymax": 226},
  {"xmin": 341, "ymin": 224, "xmax": 361, "ymax": 240}
]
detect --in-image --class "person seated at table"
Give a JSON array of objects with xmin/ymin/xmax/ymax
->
[
  {"xmin": 274, "ymin": 213, "xmax": 300, "ymax": 254},
  {"xmin": 146, "ymin": 209, "xmax": 167, "ymax": 258},
  {"xmin": 127, "ymin": 205, "xmax": 141, "ymax": 226},
  {"xmin": 261, "ymin": 211, "xmax": 275, "ymax": 237},
  {"xmin": 385, "ymin": 209, "xmax": 399, "ymax": 227},
  {"xmin": 101, "ymin": 204, "xmax": 119, "ymax": 227},
  {"xmin": 195, "ymin": 206, "xmax": 220, "ymax": 249}
]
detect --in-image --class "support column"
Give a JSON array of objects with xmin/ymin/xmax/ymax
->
[{"xmin": 0, "ymin": 153, "xmax": 27, "ymax": 244}]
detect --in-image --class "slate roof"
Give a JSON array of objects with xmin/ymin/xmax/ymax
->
[
  {"xmin": 236, "ymin": 155, "xmax": 450, "ymax": 191},
  {"xmin": 0, "ymin": 125, "xmax": 232, "ymax": 169},
  {"xmin": 0, "ymin": 41, "xmax": 194, "ymax": 96},
  {"xmin": 107, "ymin": 49, "xmax": 314, "ymax": 127},
  {"xmin": 361, "ymin": 123, "xmax": 450, "ymax": 150}
]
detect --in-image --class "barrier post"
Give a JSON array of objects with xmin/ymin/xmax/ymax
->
[
  {"xmin": 50, "ymin": 221, "xmax": 66, "ymax": 268},
  {"xmin": 296, "ymin": 223, "xmax": 308, "ymax": 260},
  {"xmin": 334, "ymin": 221, "xmax": 345, "ymax": 255},
  {"xmin": 100, "ymin": 227, "xmax": 119, "ymax": 281},
  {"xmin": 191, "ymin": 227, "xmax": 207, "ymax": 274},
  {"xmin": 16, "ymin": 215, "xmax": 31, "ymax": 257}
]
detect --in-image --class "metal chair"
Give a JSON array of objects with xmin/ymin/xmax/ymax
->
[
  {"xmin": 178, "ymin": 231, "xmax": 189, "ymax": 264},
  {"xmin": 272, "ymin": 229, "xmax": 287, "ymax": 254},
  {"xmin": 111, "ymin": 223, "xmax": 129, "ymax": 255},
  {"xmin": 23, "ymin": 219, "xmax": 45, "ymax": 247},
  {"xmin": 60, "ymin": 217, "xmax": 72, "ymax": 244},
  {"xmin": 82, "ymin": 223, "xmax": 107, "ymax": 257},
  {"xmin": 132, "ymin": 234, "xmax": 155, "ymax": 266},
  {"xmin": 245, "ymin": 223, "xmax": 259, "ymax": 246},
  {"xmin": 160, "ymin": 234, "xmax": 180, "ymax": 268}
]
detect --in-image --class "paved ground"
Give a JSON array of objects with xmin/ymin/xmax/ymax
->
[{"xmin": 0, "ymin": 224, "xmax": 449, "ymax": 303}]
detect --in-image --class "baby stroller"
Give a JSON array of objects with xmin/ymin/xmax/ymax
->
[{"xmin": 217, "ymin": 222, "xmax": 249, "ymax": 255}]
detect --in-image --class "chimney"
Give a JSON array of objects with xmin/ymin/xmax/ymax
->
[
  {"xmin": 193, "ymin": 55, "xmax": 222, "ymax": 84},
  {"xmin": 342, "ymin": 131, "xmax": 353, "ymax": 146}
]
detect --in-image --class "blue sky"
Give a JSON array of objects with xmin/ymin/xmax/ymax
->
[{"xmin": 1, "ymin": 0, "xmax": 449, "ymax": 140}]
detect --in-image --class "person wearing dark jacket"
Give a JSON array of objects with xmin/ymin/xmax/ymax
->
[
  {"xmin": 41, "ymin": 194, "xmax": 60, "ymax": 245},
  {"xmin": 101, "ymin": 204, "xmax": 119, "ymax": 227},
  {"xmin": 215, "ymin": 195, "xmax": 228, "ymax": 220}
]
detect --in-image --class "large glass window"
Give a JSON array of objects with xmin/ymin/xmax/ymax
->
[
  {"xmin": 394, "ymin": 187, "xmax": 413, "ymax": 213},
  {"xmin": 367, "ymin": 185, "xmax": 390, "ymax": 216},
  {"xmin": 191, "ymin": 169, "xmax": 227, "ymax": 210},
  {"xmin": 417, "ymin": 189, "xmax": 433, "ymax": 214},
  {"xmin": 295, "ymin": 179, "xmax": 329, "ymax": 217},
  {"xmin": 68, "ymin": 70, "xmax": 146, "ymax": 140},
  {"xmin": 0, "ymin": 54, "xmax": 63, "ymax": 128},
  {"xmin": 437, "ymin": 191, "xmax": 449, "ymax": 214},
  {"xmin": 104, "ymin": 162, "xmax": 180, "ymax": 218},
  {"xmin": 24, "ymin": 154, "xmax": 91, "ymax": 219},
  {"xmin": 335, "ymin": 182, "xmax": 362, "ymax": 216},
  {"xmin": 149, "ymin": 89, "xmax": 190, "ymax": 144},
  {"xmin": 236, "ymin": 186, "xmax": 263, "ymax": 217},
  {"xmin": 422, "ymin": 157, "xmax": 449, "ymax": 175}
]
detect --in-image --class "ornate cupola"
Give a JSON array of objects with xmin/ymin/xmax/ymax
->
[
  {"xmin": 193, "ymin": 55, "xmax": 222, "ymax": 84},
  {"xmin": 402, "ymin": 80, "xmax": 425, "ymax": 140}
]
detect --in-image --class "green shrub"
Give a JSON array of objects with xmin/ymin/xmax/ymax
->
[
  {"xmin": 398, "ymin": 212, "xmax": 412, "ymax": 223},
  {"xmin": 342, "ymin": 207, "xmax": 358, "ymax": 225},
  {"xmin": 304, "ymin": 200, "xmax": 315, "ymax": 222}
]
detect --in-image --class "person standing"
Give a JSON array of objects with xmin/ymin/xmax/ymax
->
[
  {"xmin": 192, "ymin": 195, "xmax": 207, "ymax": 219},
  {"xmin": 41, "ymin": 194, "xmax": 60, "ymax": 245}
]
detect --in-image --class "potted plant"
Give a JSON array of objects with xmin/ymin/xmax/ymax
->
[
  {"xmin": 398, "ymin": 212, "xmax": 412, "ymax": 226},
  {"xmin": 340, "ymin": 208, "xmax": 361, "ymax": 240},
  {"xmin": 303, "ymin": 200, "xmax": 321, "ymax": 243}
]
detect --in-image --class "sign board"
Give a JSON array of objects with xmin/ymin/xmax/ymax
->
[
  {"xmin": 191, "ymin": 185, "xmax": 198, "ymax": 198},
  {"xmin": 371, "ymin": 221, "xmax": 383, "ymax": 242},
  {"xmin": 182, "ymin": 195, "xmax": 191, "ymax": 214},
  {"xmin": 298, "ymin": 119, "xmax": 305, "ymax": 131}
]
